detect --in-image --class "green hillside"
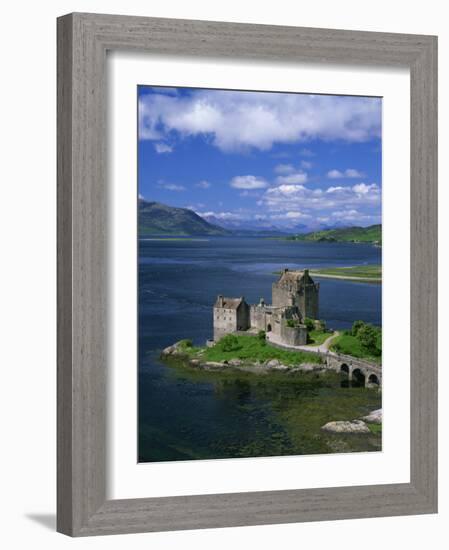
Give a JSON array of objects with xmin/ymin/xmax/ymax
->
[
  {"xmin": 139, "ymin": 200, "xmax": 230, "ymax": 236},
  {"xmin": 287, "ymin": 224, "xmax": 381, "ymax": 244}
]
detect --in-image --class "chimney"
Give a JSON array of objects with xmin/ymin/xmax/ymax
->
[{"xmin": 218, "ymin": 295, "xmax": 224, "ymax": 307}]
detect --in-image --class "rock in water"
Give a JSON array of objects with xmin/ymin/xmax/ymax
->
[
  {"xmin": 361, "ymin": 409, "xmax": 382, "ymax": 424},
  {"xmin": 321, "ymin": 420, "xmax": 370, "ymax": 434},
  {"xmin": 161, "ymin": 341, "xmax": 184, "ymax": 356}
]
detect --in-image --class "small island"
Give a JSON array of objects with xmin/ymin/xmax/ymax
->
[{"xmin": 162, "ymin": 268, "xmax": 382, "ymax": 388}]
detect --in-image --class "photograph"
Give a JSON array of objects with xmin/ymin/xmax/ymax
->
[{"xmin": 138, "ymin": 85, "xmax": 383, "ymax": 463}]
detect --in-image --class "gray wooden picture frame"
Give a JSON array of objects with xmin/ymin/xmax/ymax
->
[{"xmin": 57, "ymin": 12, "xmax": 438, "ymax": 537}]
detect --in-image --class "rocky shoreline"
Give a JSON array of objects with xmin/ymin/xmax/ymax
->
[
  {"xmin": 321, "ymin": 409, "xmax": 382, "ymax": 434},
  {"xmin": 161, "ymin": 340, "xmax": 325, "ymax": 374},
  {"xmin": 162, "ymin": 341, "xmax": 382, "ymax": 436}
]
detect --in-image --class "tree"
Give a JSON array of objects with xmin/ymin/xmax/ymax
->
[
  {"xmin": 357, "ymin": 323, "xmax": 381, "ymax": 355},
  {"xmin": 352, "ymin": 320, "xmax": 365, "ymax": 337},
  {"xmin": 375, "ymin": 331, "xmax": 382, "ymax": 356},
  {"xmin": 303, "ymin": 317, "xmax": 314, "ymax": 332},
  {"xmin": 219, "ymin": 334, "xmax": 242, "ymax": 352}
]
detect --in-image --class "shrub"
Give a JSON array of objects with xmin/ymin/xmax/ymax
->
[
  {"xmin": 257, "ymin": 330, "xmax": 266, "ymax": 340},
  {"xmin": 351, "ymin": 320, "xmax": 365, "ymax": 337},
  {"xmin": 218, "ymin": 334, "xmax": 242, "ymax": 352},
  {"xmin": 349, "ymin": 320, "xmax": 382, "ymax": 356},
  {"xmin": 179, "ymin": 339, "xmax": 193, "ymax": 348},
  {"xmin": 303, "ymin": 317, "xmax": 315, "ymax": 332},
  {"xmin": 286, "ymin": 319, "xmax": 296, "ymax": 328},
  {"xmin": 358, "ymin": 324, "xmax": 382, "ymax": 356}
]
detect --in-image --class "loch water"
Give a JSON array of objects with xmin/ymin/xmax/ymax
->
[{"xmin": 139, "ymin": 237, "xmax": 382, "ymax": 462}]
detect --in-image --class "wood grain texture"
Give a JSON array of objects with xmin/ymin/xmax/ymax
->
[{"xmin": 57, "ymin": 12, "xmax": 438, "ymax": 536}]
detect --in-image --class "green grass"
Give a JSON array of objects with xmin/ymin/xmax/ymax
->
[
  {"xmin": 367, "ymin": 423, "xmax": 382, "ymax": 435},
  {"xmin": 306, "ymin": 330, "xmax": 331, "ymax": 346},
  {"xmin": 310, "ymin": 264, "xmax": 381, "ymax": 281},
  {"xmin": 179, "ymin": 334, "xmax": 322, "ymax": 366},
  {"xmin": 286, "ymin": 224, "xmax": 381, "ymax": 244},
  {"xmin": 330, "ymin": 333, "xmax": 381, "ymax": 364}
]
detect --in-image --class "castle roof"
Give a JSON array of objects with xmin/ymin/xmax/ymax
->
[
  {"xmin": 214, "ymin": 296, "xmax": 246, "ymax": 309},
  {"xmin": 277, "ymin": 268, "xmax": 312, "ymax": 284}
]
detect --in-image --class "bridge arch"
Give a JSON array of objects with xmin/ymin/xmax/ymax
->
[
  {"xmin": 340, "ymin": 363, "xmax": 350, "ymax": 375},
  {"xmin": 367, "ymin": 373, "xmax": 380, "ymax": 385},
  {"xmin": 352, "ymin": 368, "xmax": 366, "ymax": 387}
]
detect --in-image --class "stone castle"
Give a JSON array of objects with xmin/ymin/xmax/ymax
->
[{"xmin": 213, "ymin": 269, "xmax": 320, "ymax": 347}]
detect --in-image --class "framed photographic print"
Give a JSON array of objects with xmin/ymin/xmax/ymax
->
[{"xmin": 57, "ymin": 13, "xmax": 437, "ymax": 536}]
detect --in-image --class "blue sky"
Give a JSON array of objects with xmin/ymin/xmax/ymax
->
[{"xmin": 138, "ymin": 86, "xmax": 382, "ymax": 231}]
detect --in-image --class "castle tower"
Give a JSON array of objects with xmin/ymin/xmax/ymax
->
[
  {"xmin": 272, "ymin": 268, "xmax": 319, "ymax": 320},
  {"xmin": 213, "ymin": 295, "xmax": 250, "ymax": 341}
]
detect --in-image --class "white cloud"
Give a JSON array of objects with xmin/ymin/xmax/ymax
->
[
  {"xmin": 352, "ymin": 183, "xmax": 377, "ymax": 195},
  {"xmin": 230, "ymin": 175, "xmax": 268, "ymax": 190},
  {"xmin": 198, "ymin": 210, "xmax": 244, "ymax": 220},
  {"xmin": 285, "ymin": 211, "xmax": 312, "ymax": 219},
  {"xmin": 327, "ymin": 208, "xmax": 377, "ymax": 224},
  {"xmin": 185, "ymin": 203, "xmax": 205, "ymax": 211},
  {"xmin": 195, "ymin": 180, "xmax": 211, "ymax": 189},
  {"xmin": 327, "ymin": 168, "xmax": 365, "ymax": 179},
  {"xmin": 158, "ymin": 182, "xmax": 185, "ymax": 192},
  {"xmin": 274, "ymin": 163, "xmax": 295, "ymax": 174},
  {"xmin": 139, "ymin": 90, "xmax": 381, "ymax": 152},
  {"xmin": 301, "ymin": 160, "xmax": 313, "ymax": 169},
  {"xmin": 266, "ymin": 184, "xmax": 307, "ymax": 197},
  {"xmin": 261, "ymin": 182, "xmax": 381, "ymax": 215},
  {"xmin": 275, "ymin": 171, "xmax": 308, "ymax": 185},
  {"xmin": 345, "ymin": 168, "xmax": 364, "ymax": 178},
  {"xmin": 327, "ymin": 169, "xmax": 344, "ymax": 179},
  {"xmin": 154, "ymin": 142, "xmax": 173, "ymax": 154}
]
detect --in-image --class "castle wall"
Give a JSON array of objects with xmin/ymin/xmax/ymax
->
[
  {"xmin": 272, "ymin": 272, "xmax": 320, "ymax": 320},
  {"xmin": 270, "ymin": 310, "xmax": 283, "ymax": 337},
  {"xmin": 213, "ymin": 307, "xmax": 238, "ymax": 341},
  {"xmin": 272, "ymin": 285, "xmax": 294, "ymax": 308},
  {"xmin": 250, "ymin": 305, "xmax": 269, "ymax": 331},
  {"xmin": 213, "ymin": 302, "xmax": 249, "ymax": 341},
  {"xmin": 236, "ymin": 302, "xmax": 250, "ymax": 331},
  {"xmin": 298, "ymin": 281, "xmax": 319, "ymax": 320},
  {"xmin": 280, "ymin": 324, "xmax": 308, "ymax": 346}
]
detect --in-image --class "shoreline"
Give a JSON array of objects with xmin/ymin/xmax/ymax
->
[
  {"xmin": 161, "ymin": 341, "xmax": 326, "ymax": 374},
  {"xmin": 309, "ymin": 272, "xmax": 382, "ymax": 283}
]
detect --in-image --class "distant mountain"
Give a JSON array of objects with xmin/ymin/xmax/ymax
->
[
  {"xmin": 200, "ymin": 214, "xmax": 288, "ymax": 234},
  {"xmin": 139, "ymin": 200, "xmax": 230, "ymax": 236},
  {"xmin": 287, "ymin": 224, "xmax": 382, "ymax": 244},
  {"xmin": 200, "ymin": 212, "xmax": 364, "ymax": 235},
  {"xmin": 199, "ymin": 214, "xmax": 293, "ymax": 236}
]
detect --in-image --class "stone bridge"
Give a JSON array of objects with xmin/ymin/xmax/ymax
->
[
  {"xmin": 266, "ymin": 333, "xmax": 381, "ymax": 387},
  {"xmin": 321, "ymin": 351, "xmax": 382, "ymax": 387}
]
